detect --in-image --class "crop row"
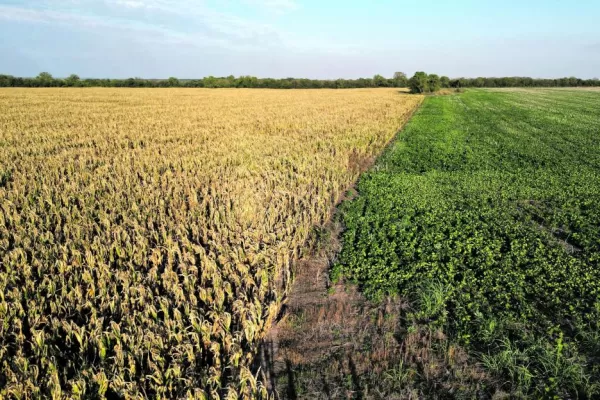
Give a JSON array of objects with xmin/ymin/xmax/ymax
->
[
  {"xmin": 334, "ymin": 89, "xmax": 600, "ymax": 397},
  {"xmin": 0, "ymin": 88, "xmax": 422, "ymax": 399}
]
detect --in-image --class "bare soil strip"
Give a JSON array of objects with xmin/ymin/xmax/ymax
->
[
  {"xmin": 257, "ymin": 100, "xmax": 489, "ymax": 399},
  {"xmin": 258, "ymin": 216, "xmax": 489, "ymax": 400}
]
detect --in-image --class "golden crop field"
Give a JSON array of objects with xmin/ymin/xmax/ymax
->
[{"xmin": 0, "ymin": 88, "xmax": 421, "ymax": 399}]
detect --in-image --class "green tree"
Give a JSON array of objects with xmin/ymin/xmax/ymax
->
[
  {"xmin": 440, "ymin": 76, "xmax": 450, "ymax": 88},
  {"xmin": 203, "ymin": 76, "xmax": 217, "ymax": 88},
  {"xmin": 393, "ymin": 72, "xmax": 408, "ymax": 87},
  {"xmin": 236, "ymin": 76, "xmax": 258, "ymax": 88},
  {"xmin": 36, "ymin": 72, "xmax": 55, "ymax": 87},
  {"xmin": 409, "ymin": 72, "xmax": 429, "ymax": 93},
  {"xmin": 168, "ymin": 77, "xmax": 180, "ymax": 87},
  {"xmin": 65, "ymin": 74, "xmax": 81, "ymax": 87},
  {"xmin": 373, "ymin": 74, "xmax": 388, "ymax": 87},
  {"xmin": 568, "ymin": 76, "xmax": 579, "ymax": 87},
  {"xmin": 0, "ymin": 74, "xmax": 15, "ymax": 87},
  {"xmin": 428, "ymin": 74, "xmax": 441, "ymax": 92}
]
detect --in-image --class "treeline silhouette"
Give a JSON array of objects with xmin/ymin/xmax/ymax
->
[{"xmin": 1, "ymin": 72, "xmax": 599, "ymax": 89}]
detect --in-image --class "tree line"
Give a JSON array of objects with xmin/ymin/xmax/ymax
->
[
  {"xmin": 408, "ymin": 72, "xmax": 600, "ymax": 93},
  {"xmin": 0, "ymin": 72, "xmax": 408, "ymax": 89},
  {"xmin": 1, "ymin": 72, "xmax": 598, "ymax": 89}
]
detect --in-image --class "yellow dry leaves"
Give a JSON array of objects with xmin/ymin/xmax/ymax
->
[{"xmin": 0, "ymin": 88, "xmax": 422, "ymax": 398}]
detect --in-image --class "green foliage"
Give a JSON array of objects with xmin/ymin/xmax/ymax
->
[
  {"xmin": 65, "ymin": 74, "xmax": 81, "ymax": 87},
  {"xmin": 448, "ymin": 76, "xmax": 600, "ymax": 88},
  {"xmin": 408, "ymin": 71, "xmax": 430, "ymax": 93},
  {"xmin": 373, "ymin": 74, "xmax": 389, "ymax": 87},
  {"xmin": 440, "ymin": 75, "xmax": 450, "ymax": 88},
  {"xmin": 36, "ymin": 71, "xmax": 53, "ymax": 83},
  {"xmin": 0, "ymin": 72, "xmax": 408, "ymax": 89},
  {"xmin": 393, "ymin": 71, "xmax": 408, "ymax": 87},
  {"xmin": 3, "ymin": 72, "xmax": 597, "ymax": 89},
  {"xmin": 31, "ymin": 72, "xmax": 59, "ymax": 87},
  {"xmin": 334, "ymin": 89, "xmax": 600, "ymax": 397},
  {"xmin": 408, "ymin": 72, "xmax": 444, "ymax": 93},
  {"xmin": 427, "ymin": 74, "xmax": 441, "ymax": 92}
]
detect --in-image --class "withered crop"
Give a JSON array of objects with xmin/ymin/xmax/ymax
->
[{"xmin": 0, "ymin": 88, "xmax": 422, "ymax": 399}]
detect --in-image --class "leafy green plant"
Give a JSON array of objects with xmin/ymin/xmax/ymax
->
[{"xmin": 334, "ymin": 88, "xmax": 600, "ymax": 397}]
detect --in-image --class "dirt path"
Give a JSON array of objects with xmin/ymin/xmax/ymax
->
[
  {"xmin": 256, "ymin": 218, "xmax": 410, "ymax": 399},
  {"xmin": 255, "ymin": 100, "xmax": 492, "ymax": 399},
  {"xmin": 257, "ymin": 222, "xmax": 490, "ymax": 399}
]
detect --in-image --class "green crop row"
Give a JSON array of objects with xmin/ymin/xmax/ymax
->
[{"xmin": 333, "ymin": 89, "xmax": 600, "ymax": 398}]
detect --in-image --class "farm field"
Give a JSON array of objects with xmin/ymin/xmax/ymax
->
[
  {"xmin": 0, "ymin": 88, "xmax": 422, "ymax": 398},
  {"xmin": 333, "ymin": 89, "xmax": 600, "ymax": 397}
]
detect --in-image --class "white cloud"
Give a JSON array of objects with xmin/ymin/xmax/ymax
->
[
  {"xmin": 0, "ymin": 3, "xmax": 285, "ymax": 51},
  {"xmin": 0, "ymin": 0, "xmax": 338, "ymax": 54},
  {"xmin": 0, "ymin": 0, "xmax": 354, "ymax": 79},
  {"xmin": 244, "ymin": 0, "xmax": 299, "ymax": 13},
  {"xmin": 104, "ymin": 0, "xmax": 287, "ymax": 46},
  {"xmin": 104, "ymin": 0, "xmax": 203, "ymax": 12},
  {"xmin": 112, "ymin": 0, "xmax": 147, "ymax": 8}
]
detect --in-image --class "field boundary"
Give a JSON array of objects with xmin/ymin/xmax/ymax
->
[{"xmin": 255, "ymin": 95, "xmax": 425, "ymax": 398}]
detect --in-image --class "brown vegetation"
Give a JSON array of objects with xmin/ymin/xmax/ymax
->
[{"xmin": 0, "ymin": 88, "xmax": 421, "ymax": 398}]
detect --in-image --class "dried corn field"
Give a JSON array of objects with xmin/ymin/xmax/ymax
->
[{"xmin": 0, "ymin": 88, "xmax": 422, "ymax": 399}]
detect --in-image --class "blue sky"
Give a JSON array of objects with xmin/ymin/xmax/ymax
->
[{"xmin": 1, "ymin": 0, "xmax": 599, "ymax": 79}]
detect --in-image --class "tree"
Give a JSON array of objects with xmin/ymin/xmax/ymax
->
[
  {"xmin": 0, "ymin": 73, "xmax": 597, "ymax": 89},
  {"xmin": 484, "ymin": 78, "xmax": 496, "ymax": 88},
  {"xmin": 393, "ymin": 72, "xmax": 408, "ymax": 87},
  {"xmin": 65, "ymin": 74, "xmax": 81, "ymax": 87},
  {"xmin": 450, "ymin": 78, "xmax": 467, "ymax": 88},
  {"xmin": 36, "ymin": 72, "xmax": 55, "ymax": 87},
  {"xmin": 124, "ymin": 77, "xmax": 137, "ymax": 87},
  {"xmin": 236, "ymin": 76, "xmax": 258, "ymax": 88},
  {"xmin": 409, "ymin": 72, "xmax": 429, "ymax": 93},
  {"xmin": 334, "ymin": 79, "xmax": 346, "ymax": 89},
  {"xmin": 373, "ymin": 74, "xmax": 388, "ymax": 87},
  {"xmin": 203, "ymin": 76, "xmax": 217, "ymax": 88},
  {"xmin": 0, "ymin": 74, "xmax": 14, "ymax": 87},
  {"xmin": 568, "ymin": 76, "xmax": 578, "ymax": 87},
  {"xmin": 428, "ymin": 74, "xmax": 441, "ymax": 92},
  {"xmin": 440, "ymin": 76, "xmax": 450, "ymax": 88}
]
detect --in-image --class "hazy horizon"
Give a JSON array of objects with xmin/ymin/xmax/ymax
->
[{"xmin": 1, "ymin": 0, "xmax": 599, "ymax": 80}]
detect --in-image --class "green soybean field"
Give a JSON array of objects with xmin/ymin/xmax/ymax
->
[{"xmin": 333, "ymin": 89, "xmax": 600, "ymax": 398}]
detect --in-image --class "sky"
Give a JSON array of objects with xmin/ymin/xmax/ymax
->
[{"xmin": 0, "ymin": 0, "xmax": 599, "ymax": 79}]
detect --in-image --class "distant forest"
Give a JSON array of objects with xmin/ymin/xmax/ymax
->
[{"xmin": 1, "ymin": 72, "xmax": 599, "ymax": 89}]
